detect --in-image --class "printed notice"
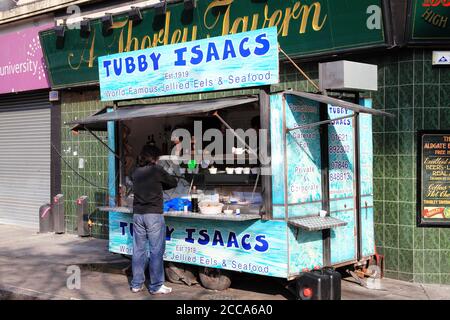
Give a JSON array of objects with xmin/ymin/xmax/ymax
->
[{"xmin": 420, "ymin": 132, "xmax": 450, "ymax": 221}]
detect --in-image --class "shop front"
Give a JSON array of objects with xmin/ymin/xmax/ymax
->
[
  {"xmin": 38, "ymin": 0, "xmax": 450, "ymax": 285},
  {"xmin": 0, "ymin": 17, "xmax": 53, "ymax": 229}
]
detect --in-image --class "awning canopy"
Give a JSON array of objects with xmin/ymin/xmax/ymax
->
[
  {"xmin": 68, "ymin": 95, "xmax": 259, "ymax": 132},
  {"xmin": 283, "ymin": 90, "xmax": 393, "ymax": 117},
  {"xmin": 68, "ymin": 91, "xmax": 392, "ymax": 132}
]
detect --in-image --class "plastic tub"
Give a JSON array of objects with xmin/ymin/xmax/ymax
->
[{"xmin": 198, "ymin": 201, "xmax": 224, "ymax": 215}]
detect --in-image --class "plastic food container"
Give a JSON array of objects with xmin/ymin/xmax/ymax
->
[
  {"xmin": 251, "ymin": 167, "xmax": 260, "ymax": 175},
  {"xmin": 209, "ymin": 167, "xmax": 218, "ymax": 174},
  {"xmin": 243, "ymin": 167, "xmax": 251, "ymax": 174},
  {"xmin": 198, "ymin": 201, "xmax": 224, "ymax": 215},
  {"xmin": 234, "ymin": 167, "xmax": 243, "ymax": 174},
  {"xmin": 225, "ymin": 167, "xmax": 234, "ymax": 174},
  {"xmin": 223, "ymin": 209, "xmax": 233, "ymax": 215}
]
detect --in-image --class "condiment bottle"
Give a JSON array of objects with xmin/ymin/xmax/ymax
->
[{"xmin": 191, "ymin": 186, "xmax": 199, "ymax": 213}]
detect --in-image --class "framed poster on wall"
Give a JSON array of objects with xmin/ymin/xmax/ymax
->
[{"xmin": 417, "ymin": 130, "xmax": 450, "ymax": 228}]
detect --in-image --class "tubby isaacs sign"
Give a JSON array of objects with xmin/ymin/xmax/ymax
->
[
  {"xmin": 98, "ymin": 27, "xmax": 279, "ymax": 101},
  {"xmin": 39, "ymin": 0, "xmax": 388, "ymax": 89}
]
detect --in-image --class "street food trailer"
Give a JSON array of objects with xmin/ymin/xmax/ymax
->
[{"xmin": 68, "ymin": 27, "xmax": 390, "ymax": 298}]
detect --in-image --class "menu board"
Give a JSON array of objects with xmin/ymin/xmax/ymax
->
[{"xmin": 418, "ymin": 131, "xmax": 450, "ymax": 227}]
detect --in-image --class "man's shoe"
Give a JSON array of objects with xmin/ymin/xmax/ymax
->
[
  {"xmin": 150, "ymin": 284, "xmax": 172, "ymax": 295},
  {"xmin": 131, "ymin": 285, "xmax": 145, "ymax": 293}
]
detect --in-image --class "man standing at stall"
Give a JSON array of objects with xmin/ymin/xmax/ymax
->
[{"xmin": 130, "ymin": 145, "xmax": 178, "ymax": 295}]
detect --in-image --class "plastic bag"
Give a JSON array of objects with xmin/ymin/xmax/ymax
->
[{"xmin": 164, "ymin": 198, "xmax": 192, "ymax": 212}]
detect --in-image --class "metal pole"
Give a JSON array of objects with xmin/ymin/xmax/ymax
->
[
  {"xmin": 320, "ymin": 103, "xmax": 331, "ymax": 267},
  {"xmin": 212, "ymin": 111, "xmax": 259, "ymax": 159},
  {"xmin": 354, "ymin": 93, "xmax": 362, "ymax": 262}
]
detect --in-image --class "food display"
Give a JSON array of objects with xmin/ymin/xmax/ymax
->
[{"xmin": 198, "ymin": 201, "xmax": 224, "ymax": 215}]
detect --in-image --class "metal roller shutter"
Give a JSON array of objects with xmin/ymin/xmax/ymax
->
[{"xmin": 0, "ymin": 92, "xmax": 50, "ymax": 229}]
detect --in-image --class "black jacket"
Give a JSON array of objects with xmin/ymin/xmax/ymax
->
[{"xmin": 131, "ymin": 164, "xmax": 178, "ymax": 214}]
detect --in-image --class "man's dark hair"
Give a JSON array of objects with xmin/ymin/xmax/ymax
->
[{"xmin": 137, "ymin": 145, "xmax": 161, "ymax": 167}]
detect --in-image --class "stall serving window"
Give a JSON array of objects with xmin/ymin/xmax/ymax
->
[{"xmin": 71, "ymin": 94, "xmax": 272, "ymax": 221}]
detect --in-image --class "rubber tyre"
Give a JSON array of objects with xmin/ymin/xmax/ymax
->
[
  {"xmin": 165, "ymin": 262, "xmax": 199, "ymax": 285},
  {"xmin": 198, "ymin": 267, "xmax": 232, "ymax": 291}
]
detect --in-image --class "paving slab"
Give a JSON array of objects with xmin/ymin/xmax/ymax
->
[{"xmin": 0, "ymin": 224, "xmax": 449, "ymax": 300}]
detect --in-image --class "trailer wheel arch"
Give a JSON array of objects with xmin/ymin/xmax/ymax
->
[{"xmin": 198, "ymin": 267, "xmax": 232, "ymax": 291}]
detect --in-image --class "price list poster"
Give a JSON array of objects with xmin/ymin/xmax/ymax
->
[{"xmin": 418, "ymin": 131, "xmax": 450, "ymax": 227}]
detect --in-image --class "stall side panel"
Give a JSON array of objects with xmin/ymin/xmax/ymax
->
[
  {"xmin": 109, "ymin": 214, "xmax": 289, "ymax": 278},
  {"xmin": 288, "ymin": 226, "xmax": 323, "ymax": 275},
  {"xmin": 359, "ymin": 98, "xmax": 375, "ymax": 257},
  {"xmin": 269, "ymin": 93, "xmax": 286, "ymax": 219},
  {"xmin": 285, "ymin": 95, "xmax": 322, "ymax": 218},
  {"xmin": 328, "ymin": 105, "xmax": 357, "ymax": 265},
  {"xmin": 270, "ymin": 93, "xmax": 323, "ymax": 219}
]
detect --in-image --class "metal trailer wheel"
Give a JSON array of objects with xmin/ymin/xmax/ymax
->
[
  {"xmin": 198, "ymin": 267, "xmax": 232, "ymax": 291},
  {"xmin": 165, "ymin": 262, "xmax": 199, "ymax": 286}
]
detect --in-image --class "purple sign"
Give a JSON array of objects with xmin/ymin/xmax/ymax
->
[{"xmin": 0, "ymin": 22, "xmax": 51, "ymax": 94}]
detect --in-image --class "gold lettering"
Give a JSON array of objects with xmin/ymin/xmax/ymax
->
[
  {"xmin": 230, "ymin": 16, "xmax": 249, "ymax": 33},
  {"xmin": 118, "ymin": 29, "xmax": 124, "ymax": 53},
  {"xmin": 262, "ymin": 6, "xmax": 283, "ymax": 30},
  {"xmin": 171, "ymin": 29, "xmax": 182, "ymax": 44},
  {"xmin": 422, "ymin": 8, "xmax": 433, "ymax": 20},
  {"xmin": 163, "ymin": 11, "xmax": 171, "ymax": 45},
  {"xmin": 190, "ymin": 25, "xmax": 198, "ymax": 41},
  {"xmin": 153, "ymin": 29, "xmax": 165, "ymax": 47},
  {"xmin": 111, "ymin": 20, "xmax": 129, "ymax": 53},
  {"xmin": 438, "ymin": 15, "xmax": 448, "ymax": 28},
  {"xmin": 126, "ymin": 21, "xmax": 139, "ymax": 52},
  {"xmin": 88, "ymin": 30, "xmax": 96, "ymax": 68},
  {"xmin": 204, "ymin": 0, "xmax": 233, "ymax": 34},
  {"xmin": 279, "ymin": 3, "xmax": 301, "ymax": 37},
  {"xmin": 298, "ymin": 3, "xmax": 327, "ymax": 34},
  {"xmin": 140, "ymin": 35, "xmax": 152, "ymax": 49},
  {"xmin": 65, "ymin": 0, "xmax": 332, "ymax": 69},
  {"xmin": 250, "ymin": 13, "xmax": 259, "ymax": 30},
  {"xmin": 68, "ymin": 30, "xmax": 96, "ymax": 70}
]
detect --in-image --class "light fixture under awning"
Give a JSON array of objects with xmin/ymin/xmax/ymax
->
[
  {"xmin": 68, "ymin": 95, "xmax": 259, "ymax": 132},
  {"xmin": 283, "ymin": 90, "xmax": 393, "ymax": 117}
]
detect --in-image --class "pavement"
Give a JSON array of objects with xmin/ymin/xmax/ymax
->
[{"xmin": 0, "ymin": 224, "xmax": 449, "ymax": 300}]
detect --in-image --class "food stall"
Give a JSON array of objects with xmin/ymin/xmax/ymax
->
[{"xmin": 68, "ymin": 27, "xmax": 391, "ymax": 298}]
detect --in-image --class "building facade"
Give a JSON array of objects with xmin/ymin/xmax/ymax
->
[{"xmin": 1, "ymin": 0, "xmax": 449, "ymax": 284}]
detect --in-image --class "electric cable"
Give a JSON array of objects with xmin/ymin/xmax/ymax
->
[{"xmin": 51, "ymin": 143, "xmax": 108, "ymax": 191}]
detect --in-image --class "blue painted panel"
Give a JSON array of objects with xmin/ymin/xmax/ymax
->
[
  {"xmin": 285, "ymin": 95, "xmax": 322, "ymax": 218},
  {"xmin": 270, "ymin": 94, "xmax": 322, "ymax": 219},
  {"xmin": 330, "ymin": 210, "xmax": 357, "ymax": 264},
  {"xmin": 359, "ymin": 98, "xmax": 375, "ymax": 257},
  {"xmin": 99, "ymin": 28, "xmax": 279, "ymax": 101},
  {"xmin": 328, "ymin": 104, "xmax": 357, "ymax": 264},
  {"xmin": 329, "ymin": 198, "xmax": 354, "ymax": 213},
  {"xmin": 109, "ymin": 212, "xmax": 289, "ymax": 278},
  {"xmin": 270, "ymin": 93, "xmax": 286, "ymax": 219},
  {"xmin": 288, "ymin": 226, "xmax": 323, "ymax": 273}
]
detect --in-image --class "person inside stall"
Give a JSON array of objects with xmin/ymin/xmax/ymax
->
[{"xmin": 130, "ymin": 145, "xmax": 178, "ymax": 295}]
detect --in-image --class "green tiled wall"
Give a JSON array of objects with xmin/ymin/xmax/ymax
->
[
  {"xmin": 371, "ymin": 49, "xmax": 450, "ymax": 285},
  {"xmin": 61, "ymin": 91, "xmax": 110, "ymax": 239}
]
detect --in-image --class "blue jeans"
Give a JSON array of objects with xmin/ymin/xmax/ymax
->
[{"xmin": 131, "ymin": 213, "xmax": 166, "ymax": 292}]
